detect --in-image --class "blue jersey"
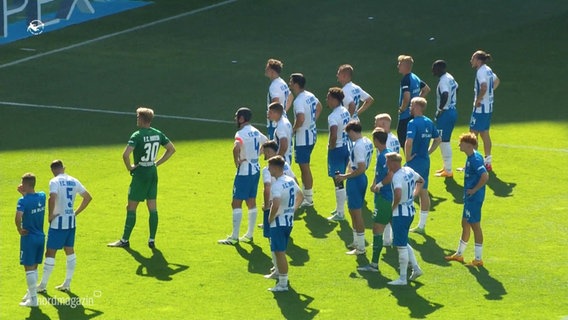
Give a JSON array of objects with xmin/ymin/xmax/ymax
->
[
  {"xmin": 375, "ymin": 148, "xmax": 393, "ymax": 200},
  {"xmin": 17, "ymin": 192, "xmax": 46, "ymax": 236},
  {"xmin": 464, "ymin": 151, "xmax": 487, "ymax": 202},
  {"xmin": 406, "ymin": 116, "xmax": 439, "ymax": 159},
  {"xmin": 399, "ymin": 73, "xmax": 423, "ymax": 120}
]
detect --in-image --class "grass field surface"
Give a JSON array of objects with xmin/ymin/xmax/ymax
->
[{"xmin": 1, "ymin": 0, "xmax": 567, "ymax": 319}]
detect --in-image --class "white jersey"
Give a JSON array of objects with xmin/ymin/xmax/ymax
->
[
  {"xmin": 327, "ymin": 106, "xmax": 351, "ymax": 148},
  {"xmin": 350, "ymin": 137, "xmax": 374, "ymax": 171},
  {"xmin": 342, "ymin": 81, "xmax": 371, "ymax": 120},
  {"xmin": 386, "ymin": 132, "xmax": 401, "ymax": 154},
  {"xmin": 391, "ymin": 167, "xmax": 421, "ymax": 217},
  {"xmin": 267, "ymin": 77, "xmax": 291, "ymax": 107},
  {"xmin": 49, "ymin": 173, "xmax": 86, "ymax": 230},
  {"xmin": 275, "ymin": 116, "xmax": 293, "ymax": 164},
  {"xmin": 473, "ymin": 64, "xmax": 497, "ymax": 114},
  {"xmin": 437, "ymin": 72, "xmax": 459, "ymax": 110},
  {"xmin": 293, "ymin": 90, "xmax": 319, "ymax": 146},
  {"xmin": 262, "ymin": 162, "xmax": 296, "ymax": 201},
  {"xmin": 235, "ymin": 124, "xmax": 268, "ymax": 176},
  {"xmin": 270, "ymin": 174, "xmax": 301, "ymax": 228}
]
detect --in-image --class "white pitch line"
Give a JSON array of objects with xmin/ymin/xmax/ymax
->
[
  {"xmin": 3, "ymin": 99, "xmax": 568, "ymax": 154},
  {"xmin": 0, "ymin": 0, "xmax": 238, "ymax": 69}
]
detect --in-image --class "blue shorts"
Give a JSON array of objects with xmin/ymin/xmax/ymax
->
[
  {"xmin": 47, "ymin": 228, "xmax": 76, "ymax": 249},
  {"xmin": 263, "ymin": 209, "xmax": 270, "ymax": 238},
  {"xmin": 294, "ymin": 144, "xmax": 315, "ymax": 164},
  {"xmin": 346, "ymin": 174, "xmax": 368, "ymax": 209},
  {"xmin": 233, "ymin": 173, "xmax": 260, "ymax": 200},
  {"xmin": 392, "ymin": 215, "xmax": 414, "ymax": 247},
  {"xmin": 406, "ymin": 158, "xmax": 430, "ymax": 189},
  {"xmin": 470, "ymin": 112, "xmax": 492, "ymax": 132},
  {"xmin": 436, "ymin": 108, "xmax": 457, "ymax": 142},
  {"xmin": 463, "ymin": 200, "xmax": 483, "ymax": 223},
  {"xmin": 270, "ymin": 226, "xmax": 292, "ymax": 252},
  {"xmin": 20, "ymin": 234, "xmax": 45, "ymax": 266},
  {"xmin": 327, "ymin": 146, "xmax": 349, "ymax": 177}
]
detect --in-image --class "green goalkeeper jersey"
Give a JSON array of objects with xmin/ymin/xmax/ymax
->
[{"xmin": 128, "ymin": 127, "xmax": 170, "ymax": 167}]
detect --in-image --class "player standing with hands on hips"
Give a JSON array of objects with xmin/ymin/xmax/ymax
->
[{"xmin": 108, "ymin": 107, "xmax": 176, "ymax": 249}]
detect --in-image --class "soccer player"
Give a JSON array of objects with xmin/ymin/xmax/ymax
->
[
  {"xmin": 268, "ymin": 102, "xmax": 293, "ymax": 165},
  {"xmin": 358, "ymin": 128, "xmax": 393, "ymax": 272},
  {"xmin": 265, "ymin": 58, "xmax": 293, "ymax": 139},
  {"xmin": 405, "ymin": 97, "xmax": 441, "ymax": 234},
  {"xmin": 396, "ymin": 55, "xmax": 430, "ymax": 150},
  {"xmin": 289, "ymin": 73, "xmax": 322, "ymax": 207},
  {"xmin": 336, "ymin": 64, "xmax": 374, "ymax": 121},
  {"xmin": 325, "ymin": 87, "xmax": 351, "ymax": 221},
  {"xmin": 108, "ymin": 107, "xmax": 176, "ymax": 248},
  {"xmin": 260, "ymin": 140, "xmax": 297, "ymax": 279},
  {"xmin": 373, "ymin": 113, "xmax": 399, "ymax": 245},
  {"xmin": 38, "ymin": 160, "xmax": 92, "ymax": 293},
  {"xmin": 445, "ymin": 133, "xmax": 489, "ymax": 267},
  {"xmin": 267, "ymin": 155, "xmax": 303, "ymax": 292},
  {"xmin": 470, "ymin": 50, "xmax": 500, "ymax": 171},
  {"xmin": 15, "ymin": 173, "xmax": 46, "ymax": 307},
  {"xmin": 386, "ymin": 153, "xmax": 424, "ymax": 286},
  {"xmin": 335, "ymin": 121, "xmax": 373, "ymax": 255},
  {"xmin": 432, "ymin": 60, "xmax": 459, "ymax": 178},
  {"xmin": 218, "ymin": 107, "xmax": 268, "ymax": 245}
]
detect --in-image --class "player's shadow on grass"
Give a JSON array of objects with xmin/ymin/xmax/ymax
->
[
  {"xmin": 26, "ymin": 307, "xmax": 50, "ymax": 320},
  {"xmin": 287, "ymin": 237, "xmax": 309, "ymax": 266},
  {"xmin": 444, "ymin": 178, "xmax": 464, "ymax": 204},
  {"xmin": 466, "ymin": 266, "xmax": 507, "ymax": 300},
  {"xmin": 336, "ymin": 220, "xmax": 353, "ymax": 248},
  {"xmin": 40, "ymin": 291, "xmax": 104, "ymax": 319},
  {"xmin": 362, "ymin": 203, "xmax": 374, "ymax": 229},
  {"xmin": 487, "ymin": 171, "xmax": 516, "ymax": 197},
  {"xmin": 235, "ymin": 243, "xmax": 273, "ymax": 275},
  {"xmin": 272, "ymin": 286, "xmax": 319, "ymax": 320},
  {"xmin": 428, "ymin": 191, "xmax": 447, "ymax": 212},
  {"xmin": 387, "ymin": 282, "xmax": 444, "ymax": 318},
  {"xmin": 297, "ymin": 206, "xmax": 337, "ymax": 239},
  {"xmin": 125, "ymin": 247, "xmax": 189, "ymax": 281},
  {"xmin": 409, "ymin": 235, "xmax": 452, "ymax": 267}
]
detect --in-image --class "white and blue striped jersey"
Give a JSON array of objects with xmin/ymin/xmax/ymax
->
[
  {"xmin": 342, "ymin": 81, "xmax": 371, "ymax": 121},
  {"xmin": 293, "ymin": 90, "xmax": 319, "ymax": 146},
  {"xmin": 328, "ymin": 106, "xmax": 351, "ymax": 148},
  {"xmin": 473, "ymin": 65, "xmax": 497, "ymax": 114},
  {"xmin": 49, "ymin": 174, "xmax": 87, "ymax": 230},
  {"xmin": 270, "ymin": 174, "xmax": 301, "ymax": 228},
  {"xmin": 387, "ymin": 132, "xmax": 401, "ymax": 154},
  {"xmin": 437, "ymin": 72, "xmax": 459, "ymax": 110},
  {"xmin": 262, "ymin": 162, "xmax": 296, "ymax": 201},
  {"xmin": 350, "ymin": 137, "xmax": 374, "ymax": 171},
  {"xmin": 275, "ymin": 116, "xmax": 293, "ymax": 164},
  {"xmin": 235, "ymin": 125, "xmax": 268, "ymax": 176},
  {"xmin": 391, "ymin": 167, "xmax": 421, "ymax": 217},
  {"xmin": 267, "ymin": 77, "xmax": 291, "ymax": 107}
]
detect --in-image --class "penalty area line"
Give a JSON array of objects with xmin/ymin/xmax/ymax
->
[{"xmin": 0, "ymin": 0, "xmax": 238, "ymax": 69}]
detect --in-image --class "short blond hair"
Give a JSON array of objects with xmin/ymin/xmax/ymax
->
[
  {"xmin": 137, "ymin": 107, "xmax": 154, "ymax": 123},
  {"xmin": 266, "ymin": 58, "xmax": 283, "ymax": 74},
  {"xmin": 374, "ymin": 113, "xmax": 392, "ymax": 122},
  {"xmin": 411, "ymin": 97, "xmax": 427, "ymax": 109},
  {"xmin": 338, "ymin": 64, "xmax": 353, "ymax": 76},
  {"xmin": 398, "ymin": 55, "xmax": 414, "ymax": 65},
  {"xmin": 386, "ymin": 152, "xmax": 402, "ymax": 163}
]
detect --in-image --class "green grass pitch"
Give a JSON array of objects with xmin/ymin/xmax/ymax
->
[{"xmin": 1, "ymin": 0, "xmax": 568, "ymax": 319}]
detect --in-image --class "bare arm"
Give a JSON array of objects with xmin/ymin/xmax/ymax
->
[
  {"xmin": 48, "ymin": 192, "xmax": 57, "ymax": 222},
  {"xmin": 277, "ymin": 137, "xmax": 289, "ymax": 157},
  {"xmin": 347, "ymin": 102, "xmax": 357, "ymax": 117},
  {"xmin": 392, "ymin": 188, "xmax": 401, "ymax": 212},
  {"xmin": 156, "ymin": 142, "xmax": 176, "ymax": 167},
  {"xmin": 263, "ymin": 183, "xmax": 271, "ymax": 210},
  {"xmin": 493, "ymin": 74, "xmax": 500, "ymax": 90},
  {"xmin": 328, "ymin": 126, "xmax": 338, "ymax": 150},
  {"xmin": 475, "ymin": 83, "xmax": 488, "ymax": 107},
  {"xmin": 398, "ymin": 92, "xmax": 411, "ymax": 114},
  {"xmin": 122, "ymin": 145, "xmax": 135, "ymax": 172},
  {"xmin": 233, "ymin": 141, "xmax": 241, "ymax": 168},
  {"xmin": 438, "ymin": 92, "xmax": 448, "ymax": 112},
  {"xmin": 413, "ymin": 177, "xmax": 425, "ymax": 198},
  {"xmin": 315, "ymin": 101, "xmax": 323, "ymax": 120},
  {"xmin": 356, "ymin": 96, "xmax": 375, "ymax": 115},
  {"xmin": 405, "ymin": 138, "xmax": 414, "ymax": 162},
  {"xmin": 15, "ymin": 210, "xmax": 27, "ymax": 235},
  {"xmin": 294, "ymin": 189, "xmax": 304, "ymax": 211},
  {"xmin": 420, "ymin": 83, "xmax": 431, "ymax": 97},
  {"xmin": 285, "ymin": 93, "xmax": 294, "ymax": 112},
  {"xmin": 336, "ymin": 161, "xmax": 365, "ymax": 184},
  {"xmin": 428, "ymin": 136, "xmax": 442, "ymax": 155},
  {"xmin": 268, "ymin": 197, "xmax": 281, "ymax": 224},
  {"xmin": 466, "ymin": 172, "xmax": 489, "ymax": 196},
  {"xmin": 74, "ymin": 191, "xmax": 92, "ymax": 216},
  {"xmin": 293, "ymin": 113, "xmax": 305, "ymax": 132}
]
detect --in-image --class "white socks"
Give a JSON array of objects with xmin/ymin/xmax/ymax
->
[
  {"xmin": 303, "ymin": 188, "xmax": 313, "ymax": 203},
  {"xmin": 417, "ymin": 211, "xmax": 428, "ymax": 229},
  {"xmin": 25, "ymin": 270, "xmax": 38, "ymax": 298},
  {"xmin": 231, "ymin": 208, "xmax": 243, "ymax": 239},
  {"xmin": 278, "ymin": 274, "xmax": 288, "ymax": 287},
  {"xmin": 246, "ymin": 208, "xmax": 257, "ymax": 238},
  {"xmin": 457, "ymin": 240, "xmax": 468, "ymax": 256},
  {"xmin": 65, "ymin": 254, "xmax": 77, "ymax": 286},
  {"xmin": 383, "ymin": 223, "xmax": 392, "ymax": 243},
  {"xmin": 474, "ymin": 243, "xmax": 483, "ymax": 260},
  {"xmin": 335, "ymin": 187, "xmax": 346, "ymax": 216},
  {"xmin": 484, "ymin": 155, "xmax": 492, "ymax": 165},
  {"xmin": 440, "ymin": 142, "xmax": 453, "ymax": 172},
  {"xmin": 356, "ymin": 232, "xmax": 365, "ymax": 251},
  {"xmin": 271, "ymin": 251, "xmax": 279, "ymax": 274},
  {"xmin": 397, "ymin": 246, "xmax": 409, "ymax": 279},
  {"xmin": 40, "ymin": 257, "xmax": 55, "ymax": 287},
  {"xmin": 407, "ymin": 244, "xmax": 419, "ymax": 270}
]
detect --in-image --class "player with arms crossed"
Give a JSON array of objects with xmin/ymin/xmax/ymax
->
[
  {"xmin": 325, "ymin": 87, "xmax": 351, "ymax": 221},
  {"xmin": 219, "ymin": 107, "xmax": 268, "ymax": 245},
  {"xmin": 16, "ymin": 173, "xmax": 46, "ymax": 307},
  {"xmin": 386, "ymin": 153, "xmax": 424, "ymax": 286},
  {"xmin": 108, "ymin": 107, "xmax": 176, "ymax": 248},
  {"xmin": 289, "ymin": 73, "xmax": 322, "ymax": 207},
  {"xmin": 336, "ymin": 64, "xmax": 374, "ymax": 121},
  {"xmin": 396, "ymin": 55, "xmax": 430, "ymax": 150},
  {"xmin": 445, "ymin": 133, "xmax": 489, "ymax": 267},
  {"xmin": 335, "ymin": 121, "xmax": 374, "ymax": 255},
  {"xmin": 432, "ymin": 60, "xmax": 459, "ymax": 178},
  {"xmin": 267, "ymin": 155, "xmax": 303, "ymax": 292},
  {"xmin": 265, "ymin": 58, "xmax": 293, "ymax": 139},
  {"xmin": 405, "ymin": 97, "xmax": 441, "ymax": 234},
  {"xmin": 38, "ymin": 160, "xmax": 92, "ymax": 293},
  {"xmin": 470, "ymin": 50, "xmax": 500, "ymax": 171},
  {"xmin": 268, "ymin": 102, "xmax": 293, "ymax": 165}
]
